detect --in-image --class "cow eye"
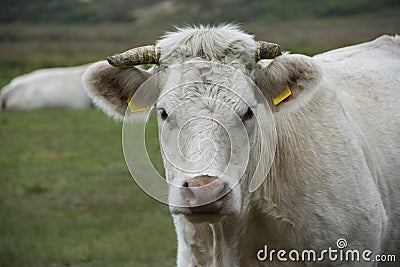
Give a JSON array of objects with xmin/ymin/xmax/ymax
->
[
  {"xmin": 241, "ymin": 107, "xmax": 254, "ymax": 121},
  {"xmin": 159, "ymin": 108, "xmax": 168, "ymax": 120}
]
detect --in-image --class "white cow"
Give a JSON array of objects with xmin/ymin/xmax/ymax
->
[
  {"xmin": 0, "ymin": 64, "xmax": 92, "ymax": 110},
  {"xmin": 83, "ymin": 25, "xmax": 400, "ymax": 266}
]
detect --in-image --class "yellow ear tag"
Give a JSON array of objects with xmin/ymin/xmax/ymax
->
[
  {"xmin": 127, "ymin": 96, "xmax": 150, "ymax": 112},
  {"xmin": 272, "ymin": 86, "xmax": 292, "ymax": 106}
]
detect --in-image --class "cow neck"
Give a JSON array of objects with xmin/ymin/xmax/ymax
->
[{"xmin": 209, "ymin": 216, "xmax": 241, "ymax": 266}]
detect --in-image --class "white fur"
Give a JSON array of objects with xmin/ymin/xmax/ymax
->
[
  {"xmin": 82, "ymin": 25, "xmax": 400, "ymax": 266},
  {"xmin": 156, "ymin": 24, "xmax": 257, "ymax": 77},
  {"xmin": 0, "ymin": 64, "xmax": 92, "ymax": 110}
]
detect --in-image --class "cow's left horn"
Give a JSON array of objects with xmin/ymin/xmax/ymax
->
[
  {"xmin": 255, "ymin": 41, "xmax": 282, "ymax": 61},
  {"xmin": 107, "ymin": 45, "xmax": 160, "ymax": 68}
]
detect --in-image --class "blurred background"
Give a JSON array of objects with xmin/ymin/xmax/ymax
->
[{"xmin": 0, "ymin": 0, "xmax": 399, "ymax": 266}]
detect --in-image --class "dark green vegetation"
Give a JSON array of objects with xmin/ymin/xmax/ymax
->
[
  {"xmin": 1, "ymin": 0, "xmax": 399, "ymax": 24},
  {"xmin": 0, "ymin": 0, "xmax": 399, "ymax": 266},
  {"xmin": 1, "ymin": 0, "xmax": 399, "ymax": 88}
]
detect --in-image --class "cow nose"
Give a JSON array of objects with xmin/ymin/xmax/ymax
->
[
  {"xmin": 182, "ymin": 175, "xmax": 231, "ymax": 213},
  {"xmin": 183, "ymin": 175, "xmax": 216, "ymax": 188}
]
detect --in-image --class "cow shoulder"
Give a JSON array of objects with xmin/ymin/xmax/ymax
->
[
  {"xmin": 82, "ymin": 61, "xmax": 152, "ymax": 120},
  {"xmin": 256, "ymin": 54, "xmax": 322, "ymax": 113}
]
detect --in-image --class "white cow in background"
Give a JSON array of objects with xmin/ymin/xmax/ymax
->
[
  {"xmin": 0, "ymin": 64, "xmax": 92, "ymax": 110},
  {"xmin": 83, "ymin": 24, "xmax": 400, "ymax": 266}
]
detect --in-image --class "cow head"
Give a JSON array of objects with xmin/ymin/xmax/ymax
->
[{"xmin": 83, "ymin": 25, "xmax": 320, "ymax": 223}]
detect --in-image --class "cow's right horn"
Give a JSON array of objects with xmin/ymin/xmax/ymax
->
[
  {"xmin": 255, "ymin": 41, "xmax": 282, "ymax": 61},
  {"xmin": 107, "ymin": 45, "xmax": 160, "ymax": 68}
]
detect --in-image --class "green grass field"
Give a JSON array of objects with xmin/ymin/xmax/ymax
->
[{"xmin": 0, "ymin": 109, "xmax": 175, "ymax": 267}]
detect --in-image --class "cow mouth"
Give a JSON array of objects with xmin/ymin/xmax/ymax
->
[
  {"xmin": 171, "ymin": 194, "xmax": 230, "ymax": 223},
  {"xmin": 188, "ymin": 194, "xmax": 228, "ymax": 214}
]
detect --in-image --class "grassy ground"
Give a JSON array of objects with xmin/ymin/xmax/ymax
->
[{"xmin": 0, "ymin": 109, "xmax": 175, "ymax": 267}]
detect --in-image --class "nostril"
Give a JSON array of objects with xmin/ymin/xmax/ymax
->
[
  {"xmin": 186, "ymin": 188, "xmax": 195, "ymax": 201},
  {"xmin": 217, "ymin": 183, "xmax": 231, "ymax": 199},
  {"xmin": 182, "ymin": 181, "xmax": 195, "ymax": 201}
]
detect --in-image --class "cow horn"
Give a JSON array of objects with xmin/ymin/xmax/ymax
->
[
  {"xmin": 255, "ymin": 41, "xmax": 282, "ymax": 61},
  {"xmin": 107, "ymin": 45, "xmax": 160, "ymax": 68}
]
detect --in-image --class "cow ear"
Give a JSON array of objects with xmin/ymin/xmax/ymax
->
[
  {"xmin": 82, "ymin": 61, "xmax": 154, "ymax": 120},
  {"xmin": 256, "ymin": 55, "xmax": 321, "ymax": 112}
]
